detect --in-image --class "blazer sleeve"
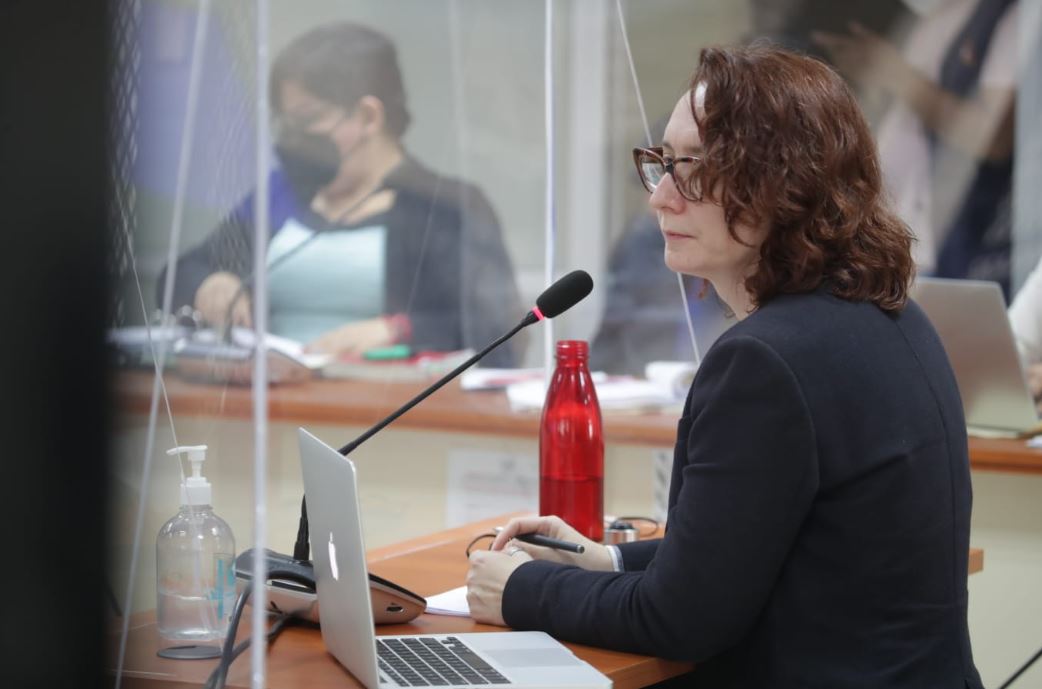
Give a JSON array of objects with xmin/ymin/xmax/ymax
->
[
  {"xmin": 157, "ymin": 207, "xmax": 255, "ymax": 313},
  {"xmin": 615, "ymin": 539, "xmax": 660, "ymax": 571},
  {"xmin": 155, "ymin": 171, "xmax": 297, "ymax": 314},
  {"xmin": 501, "ymin": 334, "xmax": 819, "ymax": 661}
]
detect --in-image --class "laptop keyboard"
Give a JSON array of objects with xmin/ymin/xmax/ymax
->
[{"xmin": 377, "ymin": 636, "xmax": 512, "ymax": 686}]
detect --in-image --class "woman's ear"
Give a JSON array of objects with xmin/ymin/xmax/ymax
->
[{"xmin": 355, "ymin": 95, "xmax": 387, "ymax": 137}]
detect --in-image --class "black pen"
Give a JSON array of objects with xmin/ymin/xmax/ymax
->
[{"xmin": 514, "ymin": 532, "xmax": 585, "ymax": 554}]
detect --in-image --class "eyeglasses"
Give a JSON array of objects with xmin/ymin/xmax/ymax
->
[
  {"xmin": 275, "ymin": 107, "xmax": 349, "ymax": 137},
  {"xmin": 632, "ymin": 146, "xmax": 703, "ymax": 202}
]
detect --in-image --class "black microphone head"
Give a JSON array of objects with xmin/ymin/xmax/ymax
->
[{"xmin": 535, "ymin": 270, "xmax": 594, "ymax": 319}]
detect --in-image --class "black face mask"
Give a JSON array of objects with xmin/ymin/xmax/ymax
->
[{"xmin": 275, "ymin": 128, "xmax": 342, "ymax": 205}]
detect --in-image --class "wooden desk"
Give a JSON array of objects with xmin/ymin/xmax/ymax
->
[
  {"xmin": 113, "ymin": 515, "xmax": 986, "ymax": 689},
  {"xmin": 117, "ymin": 371, "xmax": 1042, "ymax": 474},
  {"xmin": 112, "ymin": 515, "xmax": 694, "ymax": 689},
  {"xmin": 966, "ymin": 436, "xmax": 1042, "ymax": 474}
]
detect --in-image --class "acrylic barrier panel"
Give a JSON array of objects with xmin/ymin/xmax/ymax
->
[
  {"xmin": 107, "ymin": 0, "xmax": 270, "ymax": 665},
  {"xmin": 108, "ymin": 0, "xmax": 551, "ymax": 640}
]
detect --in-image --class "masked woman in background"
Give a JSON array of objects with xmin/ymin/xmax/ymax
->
[
  {"xmin": 467, "ymin": 43, "xmax": 982, "ymax": 688},
  {"xmin": 161, "ymin": 22, "xmax": 524, "ymax": 366}
]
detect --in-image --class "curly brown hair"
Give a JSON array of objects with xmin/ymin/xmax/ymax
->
[{"xmin": 689, "ymin": 42, "xmax": 914, "ymax": 312}]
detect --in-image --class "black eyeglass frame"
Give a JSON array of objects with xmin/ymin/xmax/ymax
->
[
  {"xmin": 632, "ymin": 146, "xmax": 703, "ymax": 202},
  {"xmin": 274, "ymin": 108, "xmax": 351, "ymax": 139}
]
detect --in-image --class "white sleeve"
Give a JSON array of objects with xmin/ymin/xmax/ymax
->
[
  {"xmin": 606, "ymin": 545, "xmax": 624, "ymax": 572},
  {"xmin": 1009, "ymin": 257, "xmax": 1042, "ymax": 365},
  {"xmin": 979, "ymin": 3, "xmax": 1018, "ymax": 89}
]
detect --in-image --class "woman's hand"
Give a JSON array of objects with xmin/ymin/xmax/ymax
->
[
  {"xmin": 466, "ymin": 547, "xmax": 532, "ymax": 626},
  {"xmin": 466, "ymin": 515, "xmax": 615, "ymax": 625},
  {"xmin": 306, "ymin": 317, "xmax": 395, "ymax": 356},
  {"xmin": 1027, "ymin": 363, "xmax": 1042, "ymax": 403},
  {"xmin": 194, "ymin": 272, "xmax": 251, "ymax": 328},
  {"xmin": 491, "ymin": 515, "xmax": 615, "ymax": 572}
]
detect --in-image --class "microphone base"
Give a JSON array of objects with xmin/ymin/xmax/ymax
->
[{"xmin": 234, "ymin": 549, "xmax": 426, "ymax": 625}]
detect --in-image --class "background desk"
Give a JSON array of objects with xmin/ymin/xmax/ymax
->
[
  {"xmin": 115, "ymin": 372, "xmax": 1042, "ymax": 473},
  {"xmin": 112, "ymin": 371, "xmax": 1042, "ymax": 686},
  {"xmin": 112, "ymin": 515, "xmax": 985, "ymax": 689}
]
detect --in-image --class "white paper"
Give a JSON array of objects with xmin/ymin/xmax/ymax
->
[
  {"xmin": 226, "ymin": 327, "xmax": 331, "ymax": 369},
  {"xmin": 424, "ymin": 585, "xmax": 471, "ymax": 617},
  {"xmin": 107, "ymin": 324, "xmax": 192, "ymax": 346},
  {"xmin": 644, "ymin": 360, "xmax": 699, "ymax": 397},
  {"xmin": 459, "ymin": 367, "xmax": 545, "ymax": 391},
  {"xmin": 109, "ymin": 324, "xmax": 332, "ymax": 369},
  {"xmin": 504, "ymin": 373, "xmax": 677, "ymax": 413}
]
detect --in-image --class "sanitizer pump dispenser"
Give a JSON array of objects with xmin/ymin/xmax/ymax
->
[{"xmin": 156, "ymin": 445, "xmax": 236, "ymax": 646}]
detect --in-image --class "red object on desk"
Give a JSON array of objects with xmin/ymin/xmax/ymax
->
[{"xmin": 540, "ymin": 340, "xmax": 605, "ymax": 541}]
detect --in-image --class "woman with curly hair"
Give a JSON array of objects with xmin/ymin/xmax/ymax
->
[{"xmin": 467, "ymin": 43, "xmax": 982, "ymax": 688}]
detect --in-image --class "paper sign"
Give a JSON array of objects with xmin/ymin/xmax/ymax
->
[{"xmin": 446, "ymin": 450, "xmax": 538, "ymax": 527}]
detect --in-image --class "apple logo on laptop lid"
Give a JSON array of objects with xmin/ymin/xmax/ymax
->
[{"xmin": 328, "ymin": 532, "xmax": 339, "ymax": 581}]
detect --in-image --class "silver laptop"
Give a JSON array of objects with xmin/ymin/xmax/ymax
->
[
  {"xmin": 298, "ymin": 428, "xmax": 612, "ymax": 689},
  {"xmin": 913, "ymin": 277, "xmax": 1042, "ymax": 437}
]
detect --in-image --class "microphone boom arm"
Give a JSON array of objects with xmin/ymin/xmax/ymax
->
[
  {"xmin": 291, "ymin": 268, "xmax": 591, "ymax": 561},
  {"xmin": 338, "ymin": 311, "xmax": 537, "ymax": 456},
  {"xmin": 292, "ymin": 310, "xmax": 538, "ymax": 560}
]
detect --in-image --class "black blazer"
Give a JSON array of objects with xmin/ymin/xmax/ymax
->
[{"xmin": 504, "ymin": 288, "xmax": 983, "ymax": 688}]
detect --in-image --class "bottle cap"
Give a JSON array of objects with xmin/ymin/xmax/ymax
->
[
  {"xmin": 166, "ymin": 445, "xmax": 211, "ymax": 506},
  {"xmin": 555, "ymin": 339, "xmax": 589, "ymax": 360}
]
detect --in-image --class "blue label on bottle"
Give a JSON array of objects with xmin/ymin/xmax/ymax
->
[{"xmin": 211, "ymin": 555, "xmax": 236, "ymax": 621}]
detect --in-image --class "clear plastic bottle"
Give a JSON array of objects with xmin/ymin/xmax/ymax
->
[
  {"xmin": 156, "ymin": 445, "xmax": 236, "ymax": 642},
  {"xmin": 539, "ymin": 340, "xmax": 605, "ymax": 541}
]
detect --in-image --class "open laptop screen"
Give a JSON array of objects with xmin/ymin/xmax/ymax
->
[{"xmin": 912, "ymin": 278, "xmax": 1041, "ymax": 436}]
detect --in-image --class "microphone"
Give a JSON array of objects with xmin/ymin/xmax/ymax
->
[
  {"xmin": 292, "ymin": 269, "xmax": 594, "ymax": 560},
  {"xmin": 533, "ymin": 268, "xmax": 594, "ymax": 319}
]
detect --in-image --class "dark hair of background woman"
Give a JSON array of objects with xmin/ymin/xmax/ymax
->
[
  {"xmin": 269, "ymin": 21, "xmax": 412, "ymax": 138},
  {"xmin": 690, "ymin": 42, "xmax": 914, "ymax": 312}
]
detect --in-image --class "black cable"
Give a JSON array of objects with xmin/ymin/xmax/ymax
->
[
  {"xmin": 292, "ymin": 495, "xmax": 310, "ymax": 561},
  {"xmin": 204, "ymin": 584, "xmax": 295, "ymax": 689},
  {"xmin": 997, "ymin": 643, "xmax": 1042, "ymax": 689},
  {"xmin": 205, "ymin": 612, "xmax": 292, "ymax": 689},
  {"xmin": 464, "ymin": 532, "xmax": 497, "ymax": 557},
  {"xmin": 205, "ymin": 586, "xmax": 251, "ymax": 689}
]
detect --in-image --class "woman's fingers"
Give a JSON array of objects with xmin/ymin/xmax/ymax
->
[{"xmin": 491, "ymin": 516, "xmax": 551, "ymax": 551}]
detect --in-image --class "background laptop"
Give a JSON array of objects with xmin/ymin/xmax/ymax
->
[
  {"xmin": 912, "ymin": 277, "xmax": 1042, "ymax": 437},
  {"xmin": 298, "ymin": 428, "xmax": 612, "ymax": 689}
]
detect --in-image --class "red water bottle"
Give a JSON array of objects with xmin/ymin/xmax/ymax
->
[{"xmin": 539, "ymin": 340, "xmax": 604, "ymax": 542}]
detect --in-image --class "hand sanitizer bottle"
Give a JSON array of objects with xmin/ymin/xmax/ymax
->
[{"xmin": 156, "ymin": 445, "xmax": 236, "ymax": 642}]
